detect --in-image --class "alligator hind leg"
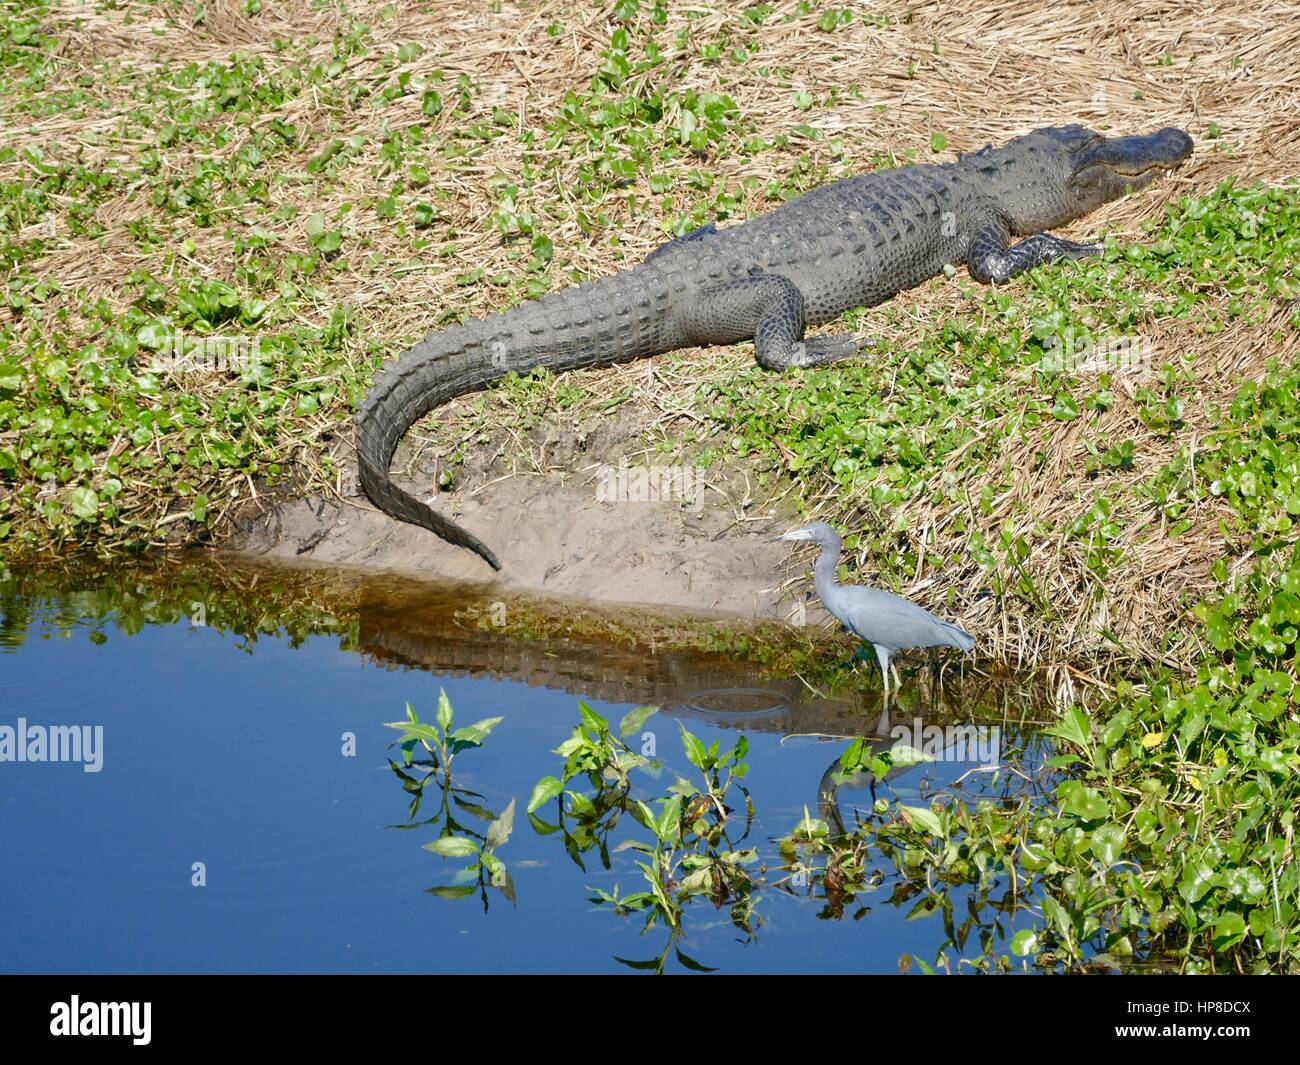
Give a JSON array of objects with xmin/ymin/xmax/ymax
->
[
  {"xmin": 968, "ymin": 222, "xmax": 1102, "ymax": 285},
  {"xmin": 686, "ymin": 274, "xmax": 862, "ymax": 371}
]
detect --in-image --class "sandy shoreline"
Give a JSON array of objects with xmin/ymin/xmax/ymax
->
[{"xmin": 224, "ymin": 468, "xmax": 803, "ymax": 621}]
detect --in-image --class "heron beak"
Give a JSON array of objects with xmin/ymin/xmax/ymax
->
[{"xmin": 769, "ymin": 529, "xmax": 813, "ymax": 542}]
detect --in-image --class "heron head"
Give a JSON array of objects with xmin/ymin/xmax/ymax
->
[{"xmin": 768, "ymin": 521, "xmax": 842, "ymax": 550}]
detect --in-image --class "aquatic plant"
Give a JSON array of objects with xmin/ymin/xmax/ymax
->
[
  {"xmin": 384, "ymin": 691, "xmax": 514, "ymax": 907},
  {"xmin": 384, "ymin": 690, "xmax": 502, "ymax": 787},
  {"xmin": 527, "ymin": 701, "xmax": 660, "ymax": 870},
  {"xmin": 533, "ymin": 705, "xmax": 760, "ymax": 962}
]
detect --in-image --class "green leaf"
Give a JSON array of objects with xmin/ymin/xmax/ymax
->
[
  {"xmin": 654, "ymin": 796, "xmax": 683, "ymax": 844},
  {"xmin": 1059, "ymin": 782, "xmax": 1109, "ymax": 821},
  {"xmin": 619, "ymin": 704, "xmax": 658, "ymax": 736},
  {"xmin": 1047, "ymin": 704, "xmax": 1091, "ymax": 749},
  {"xmin": 384, "ymin": 721, "xmax": 441, "ymax": 744},
  {"xmin": 451, "ymin": 716, "xmax": 504, "ymax": 746},
  {"xmin": 527, "ymin": 775, "xmax": 564, "ymax": 814},
  {"xmin": 679, "ymin": 724, "xmax": 708, "ymax": 770},
  {"xmin": 436, "ymin": 689, "xmax": 453, "ymax": 733},
  {"xmin": 1052, "ymin": 394, "xmax": 1080, "ymax": 420},
  {"xmin": 888, "ymin": 743, "xmax": 931, "ymax": 767},
  {"xmin": 1010, "ymin": 929, "xmax": 1039, "ymax": 956},
  {"xmin": 424, "ymin": 836, "xmax": 480, "ymax": 858},
  {"xmin": 1212, "ymin": 911, "xmax": 1246, "ymax": 950},
  {"xmin": 674, "ymin": 947, "xmax": 718, "ymax": 972},
  {"xmin": 577, "ymin": 701, "xmax": 608, "ymax": 737},
  {"xmin": 900, "ymin": 804, "xmax": 944, "ymax": 837},
  {"xmin": 1178, "ymin": 861, "xmax": 1216, "ymax": 904},
  {"xmin": 0, "ymin": 361, "xmax": 24, "ymax": 390},
  {"xmin": 1089, "ymin": 823, "xmax": 1127, "ymax": 866},
  {"xmin": 68, "ymin": 487, "xmax": 99, "ymax": 521}
]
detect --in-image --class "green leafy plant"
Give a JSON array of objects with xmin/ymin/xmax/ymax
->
[
  {"xmin": 384, "ymin": 691, "xmax": 513, "ymax": 908},
  {"xmin": 527, "ymin": 701, "xmax": 660, "ymax": 869},
  {"xmin": 586, "ymin": 723, "xmax": 759, "ymax": 951},
  {"xmin": 424, "ymin": 799, "xmax": 518, "ymax": 908},
  {"xmin": 384, "ymin": 690, "xmax": 502, "ymax": 787}
]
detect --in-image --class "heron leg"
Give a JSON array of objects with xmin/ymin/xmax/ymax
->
[
  {"xmin": 874, "ymin": 644, "xmax": 892, "ymax": 701},
  {"xmin": 874, "ymin": 702, "xmax": 892, "ymax": 739}
]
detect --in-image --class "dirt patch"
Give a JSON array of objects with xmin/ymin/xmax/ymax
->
[{"xmin": 228, "ymin": 403, "xmax": 810, "ymax": 620}]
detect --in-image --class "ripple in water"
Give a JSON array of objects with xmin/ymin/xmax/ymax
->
[{"xmin": 662, "ymin": 686, "xmax": 794, "ymax": 725}]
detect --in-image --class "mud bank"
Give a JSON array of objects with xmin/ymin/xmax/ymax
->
[{"xmin": 226, "ymin": 408, "xmax": 807, "ymax": 622}]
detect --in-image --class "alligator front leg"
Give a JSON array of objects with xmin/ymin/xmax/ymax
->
[
  {"xmin": 685, "ymin": 274, "xmax": 861, "ymax": 370},
  {"xmin": 967, "ymin": 220, "xmax": 1102, "ymax": 285}
]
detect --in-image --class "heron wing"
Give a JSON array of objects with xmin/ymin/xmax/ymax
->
[{"xmin": 833, "ymin": 586, "xmax": 974, "ymax": 652}]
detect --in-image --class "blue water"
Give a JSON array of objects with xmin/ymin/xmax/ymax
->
[{"xmin": 0, "ymin": 565, "xmax": 1044, "ymax": 974}]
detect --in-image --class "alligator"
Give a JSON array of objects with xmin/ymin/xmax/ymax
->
[{"xmin": 356, "ymin": 124, "xmax": 1193, "ymax": 569}]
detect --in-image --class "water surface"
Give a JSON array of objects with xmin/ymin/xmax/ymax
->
[{"xmin": 0, "ymin": 558, "xmax": 1049, "ymax": 973}]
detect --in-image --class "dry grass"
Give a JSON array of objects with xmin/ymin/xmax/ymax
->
[
  {"xmin": 4, "ymin": 0, "xmax": 1299, "ymax": 668},
  {"xmin": 13, "ymin": 1, "xmax": 1298, "ymax": 329}
]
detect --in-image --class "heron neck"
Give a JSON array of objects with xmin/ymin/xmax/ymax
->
[{"xmin": 813, "ymin": 543, "xmax": 841, "ymax": 599}]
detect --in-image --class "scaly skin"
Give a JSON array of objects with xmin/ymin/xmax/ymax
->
[{"xmin": 356, "ymin": 124, "xmax": 1193, "ymax": 569}]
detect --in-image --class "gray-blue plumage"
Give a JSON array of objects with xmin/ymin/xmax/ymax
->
[{"xmin": 771, "ymin": 521, "xmax": 975, "ymax": 696}]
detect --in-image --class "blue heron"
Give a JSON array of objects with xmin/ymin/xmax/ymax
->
[{"xmin": 771, "ymin": 521, "xmax": 975, "ymax": 697}]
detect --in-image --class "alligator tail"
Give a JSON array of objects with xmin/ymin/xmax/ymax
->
[
  {"xmin": 355, "ymin": 318, "xmax": 506, "ymax": 569},
  {"xmin": 355, "ymin": 268, "xmax": 671, "ymax": 569}
]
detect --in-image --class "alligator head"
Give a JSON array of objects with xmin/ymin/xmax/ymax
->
[{"xmin": 964, "ymin": 124, "xmax": 1194, "ymax": 234}]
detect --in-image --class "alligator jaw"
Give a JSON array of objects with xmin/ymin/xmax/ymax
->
[{"xmin": 1073, "ymin": 127, "xmax": 1194, "ymax": 184}]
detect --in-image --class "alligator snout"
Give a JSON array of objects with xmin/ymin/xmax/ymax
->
[{"xmin": 1081, "ymin": 127, "xmax": 1194, "ymax": 176}]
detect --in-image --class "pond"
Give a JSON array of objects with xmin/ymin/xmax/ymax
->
[{"xmin": 0, "ymin": 558, "xmax": 1052, "ymax": 974}]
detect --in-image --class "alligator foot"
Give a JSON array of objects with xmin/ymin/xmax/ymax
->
[
  {"xmin": 786, "ymin": 333, "xmax": 863, "ymax": 369},
  {"xmin": 968, "ymin": 224, "xmax": 1104, "ymax": 285}
]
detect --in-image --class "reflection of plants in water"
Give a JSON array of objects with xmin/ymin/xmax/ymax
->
[
  {"xmin": 865, "ymin": 798, "xmax": 1040, "ymax": 974},
  {"xmin": 0, "ymin": 560, "xmax": 360, "ymax": 654},
  {"xmin": 423, "ymin": 800, "xmax": 517, "ymax": 908},
  {"xmin": 778, "ymin": 807, "xmax": 879, "ymax": 921},
  {"xmin": 773, "ymin": 719, "xmax": 1051, "ymax": 957},
  {"xmin": 384, "ymin": 692, "xmax": 514, "ymax": 908},
  {"xmin": 672, "ymin": 723, "xmax": 754, "ymax": 842}
]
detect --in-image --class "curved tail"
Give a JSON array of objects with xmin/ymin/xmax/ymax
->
[
  {"xmin": 355, "ymin": 269, "xmax": 671, "ymax": 569},
  {"xmin": 355, "ymin": 323, "xmax": 504, "ymax": 569}
]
